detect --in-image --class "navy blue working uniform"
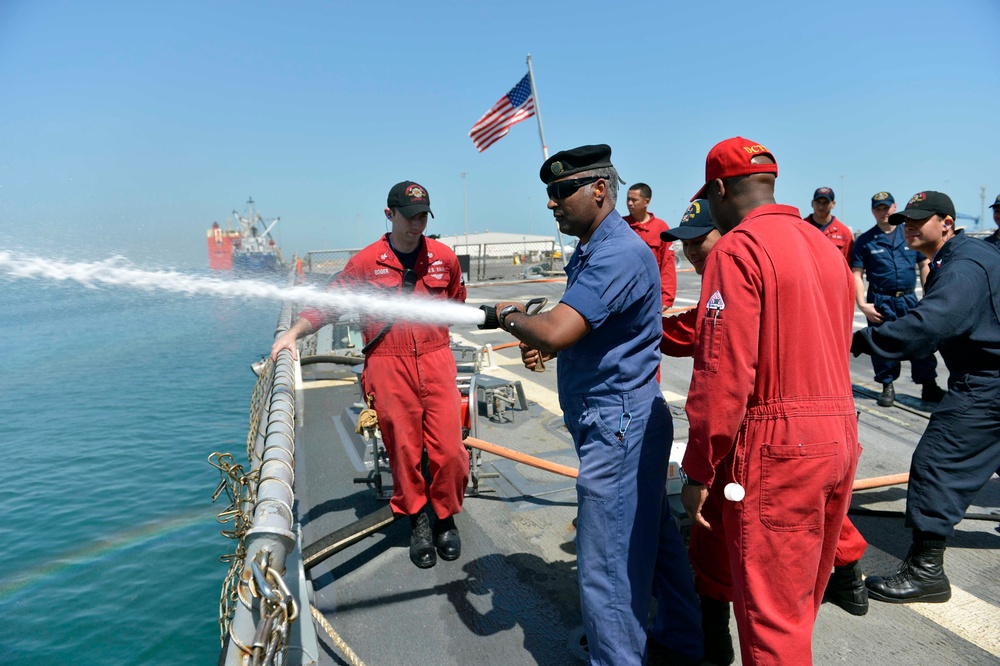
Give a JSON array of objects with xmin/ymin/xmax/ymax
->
[
  {"xmin": 559, "ymin": 210, "xmax": 701, "ymax": 665},
  {"xmin": 850, "ymin": 224, "xmax": 938, "ymax": 385},
  {"xmin": 853, "ymin": 230, "xmax": 1000, "ymax": 536}
]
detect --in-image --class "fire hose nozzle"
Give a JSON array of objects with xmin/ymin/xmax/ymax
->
[{"xmin": 478, "ymin": 304, "xmax": 499, "ymax": 329}]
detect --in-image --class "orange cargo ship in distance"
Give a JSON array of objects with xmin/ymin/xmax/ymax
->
[
  {"xmin": 207, "ymin": 222, "xmax": 241, "ymax": 270},
  {"xmin": 206, "ymin": 197, "xmax": 286, "ymax": 272}
]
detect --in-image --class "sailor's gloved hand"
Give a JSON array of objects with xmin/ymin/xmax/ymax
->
[{"xmin": 850, "ymin": 330, "xmax": 868, "ymax": 357}]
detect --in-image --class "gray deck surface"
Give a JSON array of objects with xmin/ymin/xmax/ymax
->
[{"xmin": 292, "ymin": 270, "xmax": 1000, "ymax": 665}]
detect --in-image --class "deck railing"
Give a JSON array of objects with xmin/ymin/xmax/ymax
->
[
  {"xmin": 218, "ymin": 273, "xmax": 318, "ymax": 666},
  {"xmin": 307, "ymin": 240, "xmax": 567, "ymax": 282}
]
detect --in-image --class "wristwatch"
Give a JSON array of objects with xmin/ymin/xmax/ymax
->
[
  {"xmin": 498, "ymin": 304, "xmax": 521, "ymax": 331},
  {"xmin": 680, "ymin": 469, "xmax": 704, "ymax": 487}
]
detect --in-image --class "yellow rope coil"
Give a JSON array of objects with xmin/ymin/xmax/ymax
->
[
  {"xmin": 311, "ymin": 605, "xmax": 366, "ymax": 666},
  {"xmin": 355, "ymin": 409, "xmax": 378, "ymax": 434},
  {"xmin": 355, "ymin": 393, "xmax": 379, "ymax": 435}
]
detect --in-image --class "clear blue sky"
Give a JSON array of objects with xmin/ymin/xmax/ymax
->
[{"xmin": 2, "ymin": 0, "xmax": 998, "ymax": 268}]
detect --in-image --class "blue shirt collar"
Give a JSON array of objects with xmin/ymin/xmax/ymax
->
[{"xmin": 577, "ymin": 209, "xmax": 624, "ymax": 257}]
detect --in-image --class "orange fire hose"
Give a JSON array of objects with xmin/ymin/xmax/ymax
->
[
  {"xmin": 464, "ymin": 437, "xmax": 910, "ymax": 491},
  {"xmin": 465, "ymin": 437, "xmax": 578, "ymax": 478},
  {"xmin": 851, "ymin": 472, "xmax": 909, "ymax": 490},
  {"xmin": 663, "ymin": 305, "xmax": 696, "ymax": 315}
]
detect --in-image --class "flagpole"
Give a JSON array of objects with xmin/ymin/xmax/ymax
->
[
  {"xmin": 526, "ymin": 54, "xmax": 548, "ymax": 160},
  {"xmin": 526, "ymin": 53, "xmax": 565, "ymax": 259}
]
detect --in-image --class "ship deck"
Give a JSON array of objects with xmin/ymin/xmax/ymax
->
[{"xmin": 291, "ymin": 270, "xmax": 1000, "ymax": 665}]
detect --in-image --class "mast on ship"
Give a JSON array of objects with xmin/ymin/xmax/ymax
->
[{"xmin": 232, "ymin": 197, "xmax": 284, "ymax": 264}]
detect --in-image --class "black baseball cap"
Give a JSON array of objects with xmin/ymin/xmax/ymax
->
[
  {"xmin": 888, "ymin": 191, "xmax": 956, "ymax": 225},
  {"xmin": 871, "ymin": 191, "xmax": 895, "ymax": 208},
  {"xmin": 387, "ymin": 181, "xmax": 434, "ymax": 218},
  {"xmin": 990, "ymin": 194, "xmax": 1000, "ymax": 210},
  {"xmin": 661, "ymin": 199, "xmax": 715, "ymax": 241},
  {"xmin": 540, "ymin": 144, "xmax": 614, "ymax": 184},
  {"xmin": 813, "ymin": 187, "xmax": 835, "ymax": 202}
]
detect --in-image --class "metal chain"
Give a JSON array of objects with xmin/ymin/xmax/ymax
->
[
  {"xmin": 225, "ymin": 552, "xmax": 299, "ymax": 666},
  {"xmin": 208, "ymin": 356, "xmax": 273, "ymax": 645},
  {"xmin": 209, "ymin": 451, "xmax": 261, "ymax": 646}
]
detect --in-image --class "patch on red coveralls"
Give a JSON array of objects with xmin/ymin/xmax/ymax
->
[{"xmin": 706, "ymin": 290, "xmax": 725, "ymax": 313}]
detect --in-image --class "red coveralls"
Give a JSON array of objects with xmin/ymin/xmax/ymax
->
[
  {"xmin": 682, "ymin": 205, "xmax": 860, "ymax": 665},
  {"xmin": 300, "ymin": 235, "xmax": 469, "ymax": 519},
  {"xmin": 625, "ymin": 212, "xmax": 677, "ymax": 309},
  {"xmin": 804, "ymin": 214, "xmax": 853, "ymax": 263},
  {"xmin": 662, "ymin": 310, "xmax": 867, "ymax": 604}
]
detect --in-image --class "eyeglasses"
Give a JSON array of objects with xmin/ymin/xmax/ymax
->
[{"xmin": 546, "ymin": 176, "xmax": 603, "ymax": 201}]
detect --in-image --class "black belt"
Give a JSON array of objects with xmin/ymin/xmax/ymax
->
[{"xmin": 872, "ymin": 288, "xmax": 914, "ymax": 297}]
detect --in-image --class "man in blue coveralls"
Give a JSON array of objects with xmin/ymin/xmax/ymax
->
[
  {"xmin": 850, "ymin": 191, "xmax": 945, "ymax": 406},
  {"xmin": 488, "ymin": 144, "xmax": 703, "ymax": 665},
  {"xmin": 852, "ymin": 191, "xmax": 1000, "ymax": 603}
]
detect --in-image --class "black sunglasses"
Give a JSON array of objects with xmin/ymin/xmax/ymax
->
[{"xmin": 546, "ymin": 176, "xmax": 603, "ymax": 201}]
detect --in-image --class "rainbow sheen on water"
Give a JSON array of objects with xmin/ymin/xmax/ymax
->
[{"xmin": 1, "ymin": 276, "xmax": 276, "ymax": 665}]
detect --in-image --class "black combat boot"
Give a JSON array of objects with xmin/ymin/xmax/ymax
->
[
  {"xmin": 645, "ymin": 634, "xmax": 702, "ymax": 666},
  {"xmin": 921, "ymin": 381, "xmax": 946, "ymax": 403},
  {"xmin": 824, "ymin": 560, "xmax": 868, "ymax": 616},
  {"xmin": 877, "ymin": 382, "xmax": 895, "ymax": 407},
  {"xmin": 865, "ymin": 537, "xmax": 950, "ymax": 603},
  {"xmin": 700, "ymin": 595, "xmax": 735, "ymax": 666},
  {"xmin": 409, "ymin": 512, "xmax": 436, "ymax": 569},
  {"xmin": 433, "ymin": 514, "xmax": 461, "ymax": 561}
]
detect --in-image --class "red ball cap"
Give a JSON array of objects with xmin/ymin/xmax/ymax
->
[{"xmin": 691, "ymin": 137, "xmax": 778, "ymax": 201}]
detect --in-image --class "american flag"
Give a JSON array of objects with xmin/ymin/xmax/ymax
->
[{"xmin": 469, "ymin": 73, "xmax": 535, "ymax": 152}]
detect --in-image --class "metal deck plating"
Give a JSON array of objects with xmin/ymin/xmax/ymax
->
[{"xmin": 218, "ymin": 270, "xmax": 1000, "ymax": 666}]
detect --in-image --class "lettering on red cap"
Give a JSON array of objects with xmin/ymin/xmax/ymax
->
[{"xmin": 742, "ymin": 144, "xmax": 768, "ymax": 155}]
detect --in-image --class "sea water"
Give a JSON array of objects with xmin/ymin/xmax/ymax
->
[{"xmin": 0, "ymin": 274, "xmax": 280, "ymax": 665}]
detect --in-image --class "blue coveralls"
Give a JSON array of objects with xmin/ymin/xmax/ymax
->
[
  {"xmin": 850, "ymin": 224, "xmax": 937, "ymax": 385},
  {"xmin": 559, "ymin": 211, "xmax": 702, "ymax": 665},
  {"xmin": 854, "ymin": 231, "xmax": 1000, "ymax": 536}
]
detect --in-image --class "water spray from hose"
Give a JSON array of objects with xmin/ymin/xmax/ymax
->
[{"xmin": 0, "ymin": 251, "xmax": 489, "ymax": 327}]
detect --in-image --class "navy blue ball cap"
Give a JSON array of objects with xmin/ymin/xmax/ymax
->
[
  {"xmin": 888, "ymin": 191, "xmax": 956, "ymax": 225},
  {"xmin": 990, "ymin": 194, "xmax": 1000, "ymax": 209},
  {"xmin": 662, "ymin": 199, "xmax": 715, "ymax": 241},
  {"xmin": 540, "ymin": 144, "xmax": 614, "ymax": 184},
  {"xmin": 871, "ymin": 191, "xmax": 894, "ymax": 208},
  {"xmin": 813, "ymin": 187, "xmax": 835, "ymax": 202}
]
